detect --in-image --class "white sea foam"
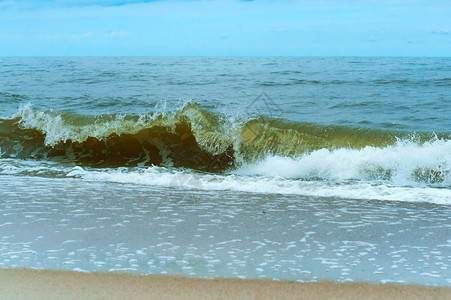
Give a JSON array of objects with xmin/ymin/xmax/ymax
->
[
  {"xmin": 236, "ymin": 139, "xmax": 451, "ymax": 187},
  {"xmin": 65, "ymin": 165, "xmax": 451, "ymax": 205},
  {"xmin": 3, "ymin": 138, "xmax": 450, "ymax": 205}
]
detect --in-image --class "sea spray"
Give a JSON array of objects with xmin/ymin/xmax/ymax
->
[
  {"xmin": 236, "ymin": 139, "xmax": 451, "ymax": 187},
  {"xmin": 1, "ymin": 103, "xmax": 449, "ymax": 175}
]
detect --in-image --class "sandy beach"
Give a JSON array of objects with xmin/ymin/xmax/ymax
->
[{"xmin": 0, "ymin": 268, "xmax": 449, "ymax": 300}]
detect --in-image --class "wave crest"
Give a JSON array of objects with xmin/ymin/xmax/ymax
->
[{"xmin": 0, "ymin": 103, "xmax": 449, "ymax": 176}]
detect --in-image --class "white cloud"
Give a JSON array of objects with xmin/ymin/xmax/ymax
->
[
  {"xmin": 104, "ymin": 31, "xmax": 129, "ymax": 38},
  {"xmin": 70, "ymin": 32, "xmax": 92, "ymax": 38},
  {"xmin": 431, "ymin": 29, "xmax": 449, "ymax": 35}
]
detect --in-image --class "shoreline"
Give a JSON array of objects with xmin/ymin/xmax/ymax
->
[{"xmin": 1, "ymin": 268, "xmax": 449, "ymax": 299}]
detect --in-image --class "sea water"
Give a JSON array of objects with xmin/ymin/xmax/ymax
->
[{"xmin": 0, "ymin": 57, "xmax": 450, "ymax": 285}]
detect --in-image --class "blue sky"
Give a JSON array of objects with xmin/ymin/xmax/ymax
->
[{"xmin": 0, "ymin": 0, "xmax": 449, "ymax": 56}]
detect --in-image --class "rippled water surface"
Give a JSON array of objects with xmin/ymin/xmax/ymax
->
[
  {"xmin": 1, "ymin": 57, "xmax": 450, "ymax": 131},
  {"xmin": 1, "ymin": 176, "xmax": 450, "ymax": 285}
]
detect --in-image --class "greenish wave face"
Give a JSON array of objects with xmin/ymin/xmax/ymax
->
[{"xmin": 0, "ymin": 103, "xmax": 449, "ymax": 177}]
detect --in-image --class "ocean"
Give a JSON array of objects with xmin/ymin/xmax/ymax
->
[{"xmin": 0, "ymin": 57, "xmax": 450, "ymax": 285}]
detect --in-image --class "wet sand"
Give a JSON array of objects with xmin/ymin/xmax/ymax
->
[{"xmin": 0, "ymin": 268, "xmax": 449, "ymax": 300}]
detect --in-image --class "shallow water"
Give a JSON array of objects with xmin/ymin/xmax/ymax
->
[{"xmin": 1, "ymin": 175, "xmax": 449, "ymax": 285}]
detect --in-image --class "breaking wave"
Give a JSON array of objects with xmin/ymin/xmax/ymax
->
[{"xmin": 0, "ymin": 102, "xmax": 450, "ymax": 187}]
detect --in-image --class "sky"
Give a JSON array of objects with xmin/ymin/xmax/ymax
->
[{"xmin": 0, "ymin": 0, "xmax": 449, "ymax": 56}]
